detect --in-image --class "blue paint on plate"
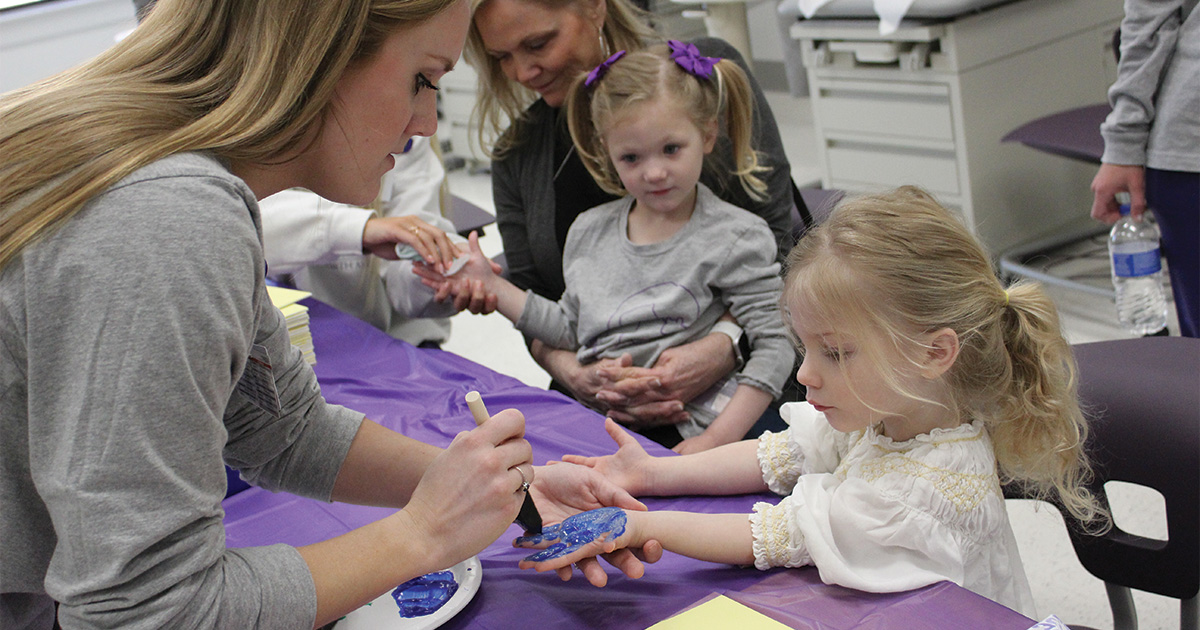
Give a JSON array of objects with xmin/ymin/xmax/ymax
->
[{"xmin": 391, "ymin": 570, "xmax": 459, "ymax": 617}]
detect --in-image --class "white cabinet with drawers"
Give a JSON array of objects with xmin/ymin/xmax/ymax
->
[{"xmin": 789, "ymin": 0, "xmax": 1122, "ymax": 254}]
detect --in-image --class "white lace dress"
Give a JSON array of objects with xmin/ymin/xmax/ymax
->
[{"xmin": 750, "ymin": 402, "xmax": 1037, "ymax": 617}]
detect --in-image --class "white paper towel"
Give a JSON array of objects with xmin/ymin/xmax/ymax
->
[
  {"xmin": 797, "ymin": 0, "xmax": 917, "ymax": 34},
  {"xmin": 874, "ymin": 0, "xmax": 916, "ymax": 33}
]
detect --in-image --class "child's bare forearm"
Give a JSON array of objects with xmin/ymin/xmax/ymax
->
[
  {"xmin": 700, "ymin": 384, "xmax": 773, "ymax": 447},
  {"xmin": 644, "ymin": 439, "xmax": 767, "ymax": 496},
  {"xmin": 490, "ymin": 278, "xmax": 529, "ymax": 322},
  {"xmin": 627, "ymin": 510, "xmax": 755, "ymax": 566}
]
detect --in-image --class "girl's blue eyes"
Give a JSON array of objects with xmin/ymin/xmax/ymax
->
[
  {"xmin": 800, "ymin": 345, "xmax": 849, "ymax": 362},
  {"xmin": 618, "ymin": 145, "xmax": 683, "ymax": 163},
  {"xmin": 415, "ymin": 73, "xmax": 438, "ymax": 95}
]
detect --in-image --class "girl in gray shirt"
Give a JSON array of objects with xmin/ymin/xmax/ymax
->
[{"xmin": 421, "ymin": 43, "xmax": 793, "ymax": 454}]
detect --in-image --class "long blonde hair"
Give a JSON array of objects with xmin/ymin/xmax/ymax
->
[
  {"xmin": 463, "ymin": 0, "xmax": 653, "ymax": 158},
  {"xmin": 0, "ymin": 0, "xmax": 459, "ymax": 271},
  {"xmin": 783, "ymin": 186, "xmax": 1106, "ymax": 527},
  {"xmin": 564, "ymin": 44, "xmax": 767, "ymax": 200}
]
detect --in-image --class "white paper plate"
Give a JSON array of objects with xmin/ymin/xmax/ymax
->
[{"xmin": 336, "ymin": 556, "xmax": 481, "ymax": 630}]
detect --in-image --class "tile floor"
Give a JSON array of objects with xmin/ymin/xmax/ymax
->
[{"xmin": 439, "ymin": 91, "xmax": 1179, "ymax": 629}]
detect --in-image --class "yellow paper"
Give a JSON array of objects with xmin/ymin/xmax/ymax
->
[
  {"xmin": 279, "ymin": 302, "xmax": 309, "ymax": 319},
  {"xmin": 266, "ymin": 285, "xmax": 312, "ymax": 309},
  {"xmin": 648, "ymin": 595, "xmax": 791, "ymax": 630},
  {"xmin": 266, "ymin": 286, "xmax": 316, "ymax": 365}
]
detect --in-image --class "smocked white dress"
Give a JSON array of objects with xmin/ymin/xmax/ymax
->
[{"xmin": 750, "ymin": 402, "xmax": 1036, "ymax": 617}]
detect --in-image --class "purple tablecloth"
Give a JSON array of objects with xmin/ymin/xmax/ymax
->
[{"xmin": 223, "ymin": 299, "xmax": 1036, "ymax": 629}]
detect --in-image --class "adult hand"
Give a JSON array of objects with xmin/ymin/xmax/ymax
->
[
  {"xmin": 529, "ymin": 459, "xmax": 646, "ymax": 524},
  {"xmin": 513, "ymin": 506, "xmax": 663, "ymax": 587},
  {"xmin": 362, "ymin": 215, "xmax": 458, "ymax": 271},
  {"xmin": 1091, "ymin": 163, "xmax": 1147, "ymax": 224},
  {"xmin": 514, "ymin": 508, "xmax": 660, "ymax": 585},
  {"xmin": 530, "ymin": 343, "xmax": 635, "ymax": 411},
  {"xmin": 398, "ymin": 408, "xmax": 533, "ymax": 572},
  {"xmin": 595, "ymin": 335, "xmax": 735, "ymax": 428},
  {"xmin": 530, "ymin": 457, "xmax": 663, "ymax": 587}
]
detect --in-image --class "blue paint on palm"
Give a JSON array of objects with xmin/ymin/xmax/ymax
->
[
  {"xmin": 391, "ymin": 570, "xmax": 459, "ymax": 617},
  {"xmin": 517, "ymin": 507, "xmax": 627, "ymax": 563}
]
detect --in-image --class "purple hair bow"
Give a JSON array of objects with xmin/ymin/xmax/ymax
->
[
  {"xmin": 585, "ymin": 50, "xmax": 626, "ymax": 87},
  {"xmin": 668, "ymin": 40, "xmax": 720, "ymax": 80}
]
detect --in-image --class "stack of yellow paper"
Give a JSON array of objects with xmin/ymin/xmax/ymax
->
[
  {"xmin": 648, "ymin": 595, "xmax": 791, "ymax": 629},
  {"xmin": 266, "ymin": 285, "xmax": 316, "ymax": 365}
]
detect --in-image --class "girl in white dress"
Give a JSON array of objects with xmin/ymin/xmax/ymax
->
[{"xmin": 515, "ymin": 186, "xmax": 1109, "ymax": 617}]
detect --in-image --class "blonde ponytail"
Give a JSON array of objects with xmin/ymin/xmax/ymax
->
[
  {"xmin": 783, "ymin": 186, "xmax": 1107, "ymax": 529},
  {"xmin": 989, "ymin": 283, "xmax": 1105, "ymax": 527}
]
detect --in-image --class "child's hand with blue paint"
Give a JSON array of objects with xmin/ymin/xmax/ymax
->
[
  {"xmin": 515, "ymin": 507, "xmax": 634, "ymax": 573},
  {"xmin": 517, "ymin": 506, "xmax": 758, "ymax": 582}
]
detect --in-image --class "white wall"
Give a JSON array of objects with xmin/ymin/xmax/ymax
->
[
  {"xmin": 747, "ymin": 0, "xmax": 785, "ymax": 62},
  {"xmin": 0, "ymin": 0, "xmax": 136, "ymax": 94}
]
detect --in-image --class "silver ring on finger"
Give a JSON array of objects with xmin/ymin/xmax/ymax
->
[{"xmin": 513, "ymin": 465, "xmax": 531, "ymax": 494}]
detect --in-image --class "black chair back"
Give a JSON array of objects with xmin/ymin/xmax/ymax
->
[{"xmin": 1069, "ymin": 337, "xmax": 1199, "ymax": 629}]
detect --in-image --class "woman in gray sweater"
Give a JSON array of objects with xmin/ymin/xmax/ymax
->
[{"xmin": 0, "ymin": 1, "xmax": 650, "ymax": 628}]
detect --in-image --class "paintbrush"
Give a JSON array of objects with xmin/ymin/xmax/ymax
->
[{"xmin": 465, "ymin": 391, "xmax": 543, "ymax": 535}]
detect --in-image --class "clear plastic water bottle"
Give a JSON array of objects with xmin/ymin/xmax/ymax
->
[{"xmin": 1109, "ymin": 196, "xmax": 1168, "ymax": 335}]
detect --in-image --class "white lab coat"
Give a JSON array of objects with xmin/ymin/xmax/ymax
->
[{"xmin": 260, "ymin": 136, "xmax": 464, "ymax": 345}]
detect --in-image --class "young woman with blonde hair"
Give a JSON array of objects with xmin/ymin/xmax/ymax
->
[{"xmin": 0, "ymin": 1, "xmax": 648, "ymax": 628}]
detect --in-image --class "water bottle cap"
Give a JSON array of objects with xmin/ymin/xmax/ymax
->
[{"xmin": 1118, "ymin": 203, "xmax": 1131, "ymax": 216}]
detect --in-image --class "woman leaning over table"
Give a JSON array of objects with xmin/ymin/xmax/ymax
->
[
  {"xmin": 0, "ymin": 1, "xmax": 653, "ymax": 628},
  {"xmin": 466, "ymin": 0, "xmax": 806, "ymax": 435}
]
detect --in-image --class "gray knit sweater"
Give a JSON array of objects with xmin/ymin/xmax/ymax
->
[
  {"xmin": 1101, "ymin": 0, "xmax": 1199, "ymax": 171},
  {"xmin": 517, "ymin": 184, "xmax": 794, "ymax": 437},
  {"xmin": 1, "ymin": 153, "xmax": 363, "ymax": 629}
]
